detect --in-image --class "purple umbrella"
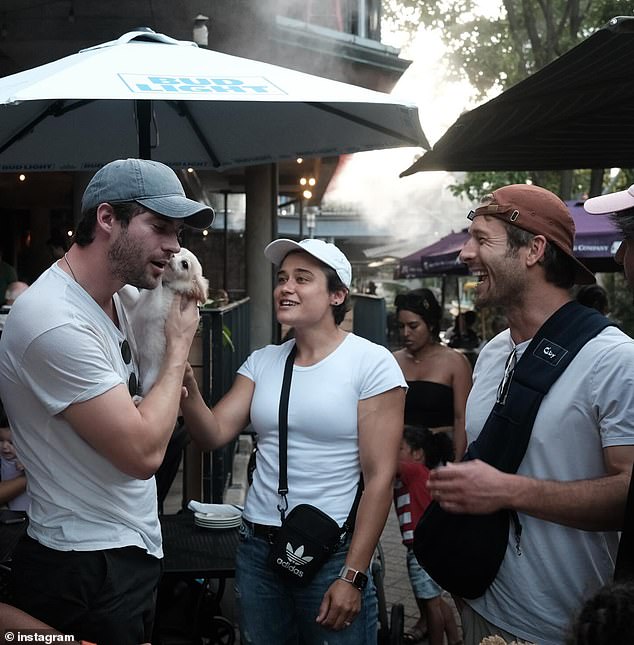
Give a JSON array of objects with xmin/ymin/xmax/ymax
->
[
  {"xmin": 396, "ymin": 230, "xmax": 469, "ymax": 278},
  {"xmin": 567, "ymin": 200, "xmax": 622, "ymax": 270}
]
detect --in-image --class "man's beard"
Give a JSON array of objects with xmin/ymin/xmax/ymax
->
[{"xmin": 108, "ymin": 228, "xmax": 157, "ymax": 290}]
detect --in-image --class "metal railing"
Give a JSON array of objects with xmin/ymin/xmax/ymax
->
[{"xmin": 183, "ymin": 298, "xmax": 250, "ymax": 504}]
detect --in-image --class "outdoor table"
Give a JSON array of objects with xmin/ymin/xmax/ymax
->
[
  {"xmin": 154, "ymin": 511, "xmax": 240, "ymax": 644},
  {"xmin": 160, "ymin": 511, "xmax": 239, "ymax": 579}
]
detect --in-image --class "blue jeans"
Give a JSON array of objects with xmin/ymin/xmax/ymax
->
[
  {"xmin": 406, "ymin": 546, "xmax": 441, "ymax": 600},
  {"xmin": 235, "ymin": 521, "xmax": 378, "ymax": 644}
]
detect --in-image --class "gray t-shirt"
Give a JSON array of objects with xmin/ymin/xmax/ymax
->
[
  {"xmin": 466, "ymin": 326, "xmax": 634, "ymax": 645},
  {"xmin": 0, "ymin": 263, "xmax": 161, "ymax": 557}
]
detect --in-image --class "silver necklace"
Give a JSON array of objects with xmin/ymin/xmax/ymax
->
[{"xmin": 64, "ymin": 253, "xmax": 78, "ymax": 283}]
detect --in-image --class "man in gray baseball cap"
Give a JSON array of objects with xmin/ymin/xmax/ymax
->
[{"xmin": 0, "ymin": 158, "xmax": 213, "ymax": 643}]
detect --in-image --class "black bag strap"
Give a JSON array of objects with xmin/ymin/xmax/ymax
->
[
  {"xmin": 276, "ymin": 342, "xmax": 363, "ymax": 527},
  {"xmin": 466, "ymin": 301, "xmax": 614, "ymax": 473},
  {"xmin": 276, "ymin": 343, "xmax": 297, "ymax": 512}
]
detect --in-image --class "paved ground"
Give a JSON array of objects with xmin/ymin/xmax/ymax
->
[{"xmin": 163, "ymin": 436, "xmax": 461, "ymax": 643}]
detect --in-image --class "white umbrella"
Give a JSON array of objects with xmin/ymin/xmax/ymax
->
[{"xmin": 0, "ymin": 29, "xmax": 428, "ymax": 172}]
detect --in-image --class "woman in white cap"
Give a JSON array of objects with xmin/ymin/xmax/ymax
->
[{"xmin": 181, "ymin": 238, "xmax": 406, "ymax": 644}]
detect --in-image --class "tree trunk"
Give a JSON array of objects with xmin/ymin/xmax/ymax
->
[
  {"xmin": 559, "ymin": 169, "xmax": 573, "ymax": 200},
  {"xmin": 589, "ymin": 168, "xmax": 604, "ymax": 197}
]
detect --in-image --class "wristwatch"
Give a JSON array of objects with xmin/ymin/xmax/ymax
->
[{"xmin": 338, "ymin": 565, "xmax": 368, "ymax": 590}]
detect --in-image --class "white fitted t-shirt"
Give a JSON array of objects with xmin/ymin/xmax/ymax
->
[
  {"xmin": 0, "ymin": 263, "xmax": 161, "ymax": 557},
  {"xmin": 238, "ymin": 334, "xmax": 407, "ymax": 526},
  {"xmin": 466, "ymin": 326, "xmax": 634, "ymax": 645}
]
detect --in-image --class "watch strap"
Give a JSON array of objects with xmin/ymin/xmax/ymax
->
[{"xmin": 338, "ymin": 565, "xmax": 367, "ymax": 590}]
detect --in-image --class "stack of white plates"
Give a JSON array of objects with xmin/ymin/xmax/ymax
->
[
  {"xmin": 194, "ymin": 511, "xmax": 242, "ymax": 529},
  {"xmin": 192, "ymin": 504, "xmax": 242, "ymax": 529}
]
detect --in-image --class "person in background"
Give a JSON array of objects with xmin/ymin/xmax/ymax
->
[
  {"xmin": 179, "ymin": 238, "xmax": 406, "ymax": 644},
  {"xmin": 585, "ymin": 184, "xmax": 634, "ymax": 583},
  {"xmin": 576, "ymin": 284, "xmax": 610, "ymax": 315},
  {"xmin": 429, "ymin": 185, "xmax": 634, "ymax": 645},
  {"xmin": 585, "ymin": 186, "xmax": 634, "ymax": 295},
  {"xmin": 393, "ymin": 289, "xmax": 472, "ymax": 460},
  {"xmin": 0, "ymin": 250, "xmax": 17, "ymax": 307},
  {"xmin": 395, "ymin": 425, "xmax": 462, "ymax": 645},
  {"xmin": 0, "ymin": 158, "xmax": 214, "ymax": 645},
  {"xmin": 0, "ymin": 281, "xmax": 29, "ymax": 332},
  {"xmin": 566, "ymin": 581, "xmax": 634, "ymax": 645},
  {"xmin": 0, "ymin": 407, "xmax": 29, "ymax": 511},
  {"xmin": 0, "ymin": 399, "xmax": 27, "ymax": 508},
  {"xmin": 447, "ymin": 311, "xmax": 480, "ymax": 350}
]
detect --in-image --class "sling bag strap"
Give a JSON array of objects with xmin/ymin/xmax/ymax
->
[
  {"xmin": 466, "ymin": 300, "xmax": 614, "ymax": 473},
  {"xmin": 413, "ymin": 301, "xmax": 614, "ymax": 599},
  {"xmin": 276, "ymin": 343, "xmax": 363, "ymax": 527}
]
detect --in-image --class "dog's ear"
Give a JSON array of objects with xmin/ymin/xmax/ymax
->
[{"xmin": 191, "ymin": 274, "xmax": 209, "ymax": 305}]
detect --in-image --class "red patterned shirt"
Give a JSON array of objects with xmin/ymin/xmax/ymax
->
[{"xmin": 394, "ymin": 460, "xmax": 432, "ymax": 545}]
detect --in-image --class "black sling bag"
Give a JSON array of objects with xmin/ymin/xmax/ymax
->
[{"xmin": 413, "ymin": 301, "xmax": 613, "ymax": 599}]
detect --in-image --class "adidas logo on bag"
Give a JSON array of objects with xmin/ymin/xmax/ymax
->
[{"xmin": 276, "ymin": 542, "xmax": 314, "ymax": 578}]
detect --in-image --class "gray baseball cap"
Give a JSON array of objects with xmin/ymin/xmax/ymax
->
[{"xmin": 81, "ymin": 158, "xmax": 215, "ymax": 230}]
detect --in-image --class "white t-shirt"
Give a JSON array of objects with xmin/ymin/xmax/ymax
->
[
  {"xmin": 466, "ymin": 326, "xmax": 634, "ymax": 645},
  {"xmin": 238, "ymin": 334, "xmax": 407, "ymax": 526},
  {"xmin": 0, "ymin": 263, "xmax": 162, "ymax": 557}
]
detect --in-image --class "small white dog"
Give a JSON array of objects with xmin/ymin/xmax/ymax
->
[{"xmin": 129, "ymin": 247, "xmax": 209, "ymax": 395}]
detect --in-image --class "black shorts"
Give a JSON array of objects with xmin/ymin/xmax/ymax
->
[{"xmin": 11, "ymin": 534, "xmax": 162, "ymax": 645}]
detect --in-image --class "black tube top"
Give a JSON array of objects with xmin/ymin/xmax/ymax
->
[{"xmin": 404, "ymin": 380, "xmax": 454, "ymax": 428}]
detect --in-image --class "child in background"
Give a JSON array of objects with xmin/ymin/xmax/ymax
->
[
  {"xmin": 395, "ymin": 425, "xmax": 462, "ymax": 645},
  {"xmin": 0, "ymin": 400, "xmax": 28, "ymax": 511}
]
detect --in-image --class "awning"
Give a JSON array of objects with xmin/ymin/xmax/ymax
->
[{"xmin": 400, "ymin": 16, "xmax": 634, "ymax": 175}]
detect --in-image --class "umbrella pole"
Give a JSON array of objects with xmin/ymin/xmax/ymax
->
[
  {"xmin": 136, "ymin": 99, "xmax": 152, "ymax": 159},
  {"xmin": 223, "ymin": 191, "xmax": 229, "ymax": 290}
]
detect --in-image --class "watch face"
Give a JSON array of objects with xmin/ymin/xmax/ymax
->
[{"xmin": 354, "ymin": 571, "xmax": 368, "ymax": 589}]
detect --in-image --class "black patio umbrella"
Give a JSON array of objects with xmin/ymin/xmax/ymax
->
[{"xmin": 400, "ymin": 16, "xmax": 634, "ymax": 175}]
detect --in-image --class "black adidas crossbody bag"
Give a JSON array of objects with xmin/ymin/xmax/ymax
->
[
  {"xmin": 413, "ymin": 301, "xmax": 613, "ymax": 599},
  {"xmin": 267, "ymin": 344, "xmax": 363, "ymax": 585}
]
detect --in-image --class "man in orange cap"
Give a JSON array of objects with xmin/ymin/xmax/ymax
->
[{"xmin": 428, "ymin": 184, "xmax": 634, "ymax": 645}]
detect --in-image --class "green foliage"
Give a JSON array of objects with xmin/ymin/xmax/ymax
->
[
  {"xmin": 384, "ymin": 0, "xmax": 634, "ymax": 199},
  {"xmin": 383, "ymin": 0, "xmax": 628, "ymax": 99},
  {"xmin": 448, "ymin": 169, "xmax": 602, "ymax": 202},
  {"xmin": 222, "ymin": 324, "xmax": 235, "ymax": 351}
]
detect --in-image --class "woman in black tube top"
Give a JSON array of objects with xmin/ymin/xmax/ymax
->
[{"xmin": 393, "ymin": 289, "xmax": 472, "ymax": 460}]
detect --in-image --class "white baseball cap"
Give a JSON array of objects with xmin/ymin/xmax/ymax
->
[
  {"xmin": 264, "ymin": 238, "xmax": 352, "ymax": 288},
  {"xmin": 584, "ymin": 184, "xmax": 634, "ymax": 215}
]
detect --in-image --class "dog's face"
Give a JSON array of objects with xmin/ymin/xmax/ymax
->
[{"xmin": 163, "ymin": 248, "xmax": 209, "ymax": 304}]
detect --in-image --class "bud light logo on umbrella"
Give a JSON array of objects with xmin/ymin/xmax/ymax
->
[{"xmin": 120, "ymin": 74, "xmax": 287, "ymax": 96}]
